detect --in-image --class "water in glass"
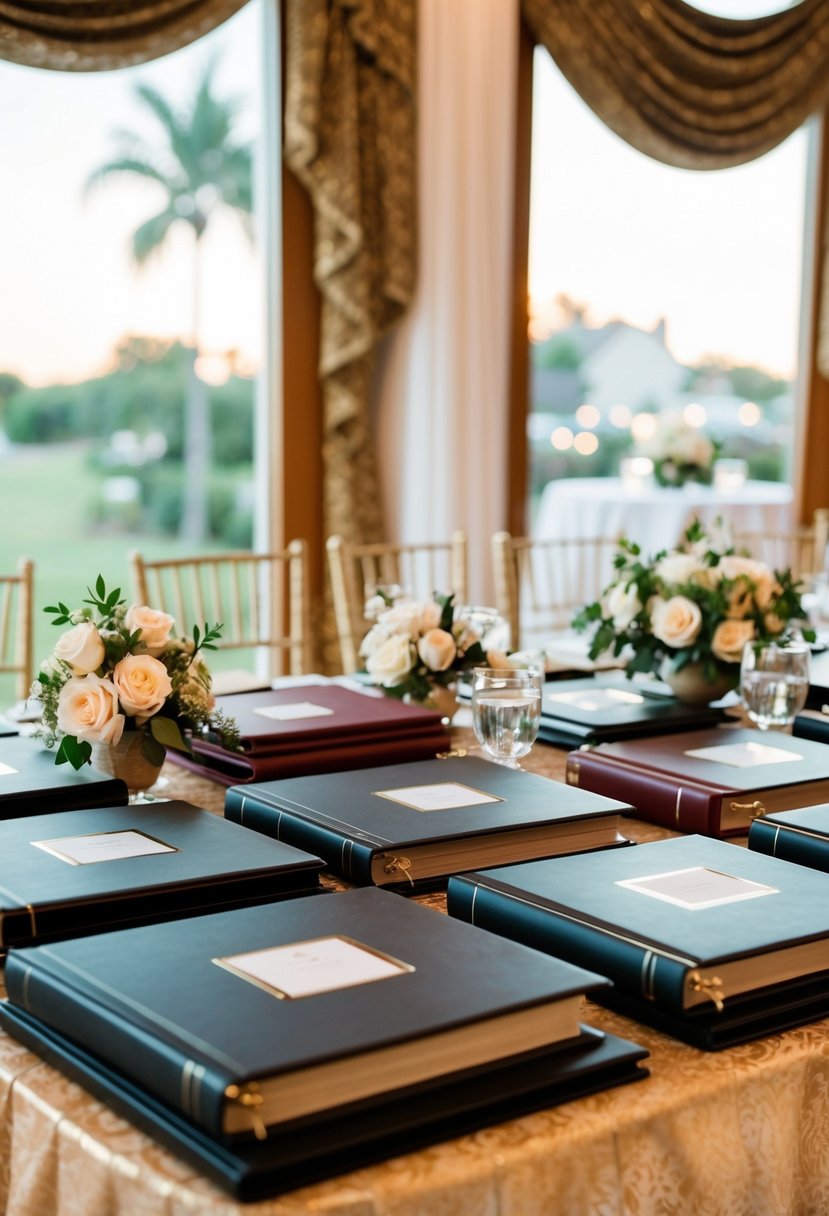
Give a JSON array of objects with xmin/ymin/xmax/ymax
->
[
  {"xmin": 471, "ymin": 667, "xmax": 542, "ymax": 768},
  {"xmin": 740, "ymin": 642, "xmax": 810, "ymax": 731}
]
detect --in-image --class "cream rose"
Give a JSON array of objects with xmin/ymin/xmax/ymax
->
[
  {"xmin": 112, "ymin": 653, "xmax": 173, "ymax": 722},
  {"xmin": 379, "ymin": 600, "xmax": 441, "ymax": 637},
  {"xmin": 604, "ymin": 581, "xmax": 641, "ymax": 630},
  {"xmin": 125, "ymin": 605, "xmax": 176, "ymax": 656},
  {"xmin": 485, "ymin": 648, "xmax": 513, "ymax": 670},
  {"xmin": 654, "ymin": 553, "xmax": 710, "ymax": 589},
  {"xmin": 365, "ymin": 634, "xmax": 414, "ymax": 687},
  {"xmin": 57, "ymin": 674, "xmax": 124, "ymax": 744},
  {"xmin": 359, "ymin": 625, "xmax": 387, "ymax": 658},
  {"xmin": 717, "ymin": 556, "xmax": 777, "ymax": 613},
  {"xmin": 417, "ymin": 628, "xmax": 457, "ymax": 672},
  {"xmin": 53, "ymin": 621, "xmax": 105, "ymax": 675},
  {"xmin": 650, "ymin": 595, "xmax": 702, "ymax": 648},
  {"xmin": 711, "ymin": 619, "xmax": 755, "ymax": 664}
]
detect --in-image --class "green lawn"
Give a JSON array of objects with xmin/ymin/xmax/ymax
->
[{"xmin": 0, "ymin": 442, "xmax": 224, "ymax": 706}]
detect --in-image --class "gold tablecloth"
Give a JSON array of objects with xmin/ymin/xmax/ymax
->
[{"xmin": 2, "ymin": 735, "xmax": 829, "ymax": 1216}]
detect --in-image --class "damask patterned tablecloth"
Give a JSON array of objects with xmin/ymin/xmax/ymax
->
[{"xmin": 2, "ymin": 739, "xmax": 829, "ymax": 1216}]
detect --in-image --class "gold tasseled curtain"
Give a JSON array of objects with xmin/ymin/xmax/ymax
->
[
  {"xmin": 283, "ymin": 0, "xmax": 416, "ymax": 549},
  {"xmin": 521, "ymin": 0, "xmax": 829, "ymax": 374}
]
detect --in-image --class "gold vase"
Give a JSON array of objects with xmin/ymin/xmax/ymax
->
[
  {"xmin": 660, "ymin": 659, "xmax": 737, "ymax": 706},
  {"xmin": 91, "ymin": 732, "xmax": 163, "ymax": 800}
]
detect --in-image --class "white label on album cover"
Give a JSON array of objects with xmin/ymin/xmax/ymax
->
[
  {"xmin": 617, "ymin": 865, "xmax": 778, "ymax": 909},
  {"xmin": 253, "ymin": 701, "xmax": 335, "ymax": 721},
  {"xmin": 546, "ymin": 688, "xmax": 644, "ymax": 712},
  {"xmin": 0, "ymin": 761, "xmax": 18, "ymax": 777},
  {"xmin": 31, "ymin": 830, "xmax": 178, "ymax": 866},
  {"xmin": 214, "ymin": 935, "xmax": 412, "ymax": 999},
  {"xmin": 684, "ymin": 741, "xmax": 800, "ymax": 768},
  {"xmin": 374, "ymin": 782, "xmax": 503, "ymax": 812}
]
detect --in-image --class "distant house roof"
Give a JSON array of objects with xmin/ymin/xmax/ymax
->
[{"xmin": 531, "ymin": 367, "xmax": 583, "ymax": 412}]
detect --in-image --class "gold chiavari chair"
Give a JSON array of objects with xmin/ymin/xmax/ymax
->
[
  {"xmin": 130, "ymin": 544, "xmax": 312, "ymax": 692},
  {"xmin": 326, "ymin": 532, "xmax": 468, "ymax": 673},
  {"xmin": 0, "ymin": 557, "xmax": 34, "ymax": 702}
]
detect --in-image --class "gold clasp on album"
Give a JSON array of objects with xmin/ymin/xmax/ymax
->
[
  {"xmin": 436, "ymin": 748, "xmax": 467, "ymax": 759},
  {"xmin": 728, "ymin": 800, "xmax": 765, "ymax": 819},
  {"xmin": 225, "ymin": 1082, "xmax": 267, "ymax": 1141},
  {"xmin": 383, "ymin": 856, "xmax": 415, "ymax": 886},
  {"xmin": 688, "ymin": 971, "xmax": 725, "ymax": 1013}
]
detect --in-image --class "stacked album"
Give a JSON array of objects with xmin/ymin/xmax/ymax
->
[
  {"xmin": 537, "ymin": 676, "xmax": 726, "ymax": 748},
  {"xmin": 0, "ymin": 801, "xmax": 323, "ymax": 954},
  {"xmin": 565, "ymin": 727, "xmax": 829, "ymax": 837},
  {"xmin": 0, "ymin": 733, "xmax": 128, "ymax": 817},
  {"xmin": 0, "ymin": 887, "xmax": 649, "ymax": 1198},
  {"xmin": 224, "ymin": 754, "xmax": 634, "ymax": 887},
  {"xmin": 170, "ymin": 684, "xmax": 450, "ymax": 785},
  {"xmin": 448, "ymin": 834, "xmax": 829, "ymax": 1049}
]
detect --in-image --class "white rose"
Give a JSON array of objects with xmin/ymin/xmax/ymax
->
[
  {"xmin": 650, "ymin": 595, "xmax": 702, "ymax": 648},
  {"xmin": 655, "ymin": 553, "xmax": 709, "ymax": 589},
  {"xmin": 124, "ymin": 605, "xmax": 176, "ymax": 656},
  {"xmin": 57, "ymin": 674, "xmax": 125, "ymax": 744},
  {"xmin": 53, "ymin": 621, "xmax": 105, "ymax": 675},
  {"xmin": 417, "ymin": 628, "xmax": 457, "ymax": 672},
  {"xmin": 112, "ymin": 653, "xmax": 173, "ymax": 723},
  {"xmin": 711, "ymin": 619, "xmax": 755, "ymax": 664},
  {"xmin": 378, "ymin": 601, "xmax": 435, "ymax": 637},
  {"xmin": 603, "ymin": 581, "xmax": 641, "ymax": 630},
  {"xmin": 365, "ymin": 634, "xmax": 415, "ymax": 687},
  {"xmin": 359, "ymin": 625, "xmax": 388, "ymax": 658}
]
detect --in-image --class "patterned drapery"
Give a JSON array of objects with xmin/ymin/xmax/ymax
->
[
  {"xmin": 522, "ymin": 0, "xmax": 829, "ymax": 374},
  {"xmin": 0, "ymin": 1, "xmax": 247, "ymax": 70},
  {"xmin": 283, "ymin": 0, "xmax": 417, "ymax": 547}
]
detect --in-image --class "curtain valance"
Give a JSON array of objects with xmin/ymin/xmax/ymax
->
[
  {"xmin": 521, "ymin": 0, "xmax": 829, "ymax": 170},
  {"xmin": 0, "ymin": 1, "xmax": 247, "ymax": 70}
]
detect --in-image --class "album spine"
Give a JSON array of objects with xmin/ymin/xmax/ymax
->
[
  {"xmin": 224, "ymin": 791, "xmax": 377, "ymax": 884},
  {"xmin": 4, "ymin": 952, "xmax": 230, "ymax": 1137},
  {"xmin": 565, "ymin": 752, "xmax": 725, "ymax": 837},
  {"xmin": 748, "ymin": 819, "xmax": 829, "ymax": 874},
  {"xmin": 446, "ymin": 873, "xmax": 690, "ymax": 1012}
]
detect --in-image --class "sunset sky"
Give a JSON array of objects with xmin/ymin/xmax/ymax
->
[{"xmin": 0, "ymin": 0, "xmax": 809, "ymax": 388}]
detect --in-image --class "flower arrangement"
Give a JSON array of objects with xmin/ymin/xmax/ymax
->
[
  {"xmin": 360, "ymin": 593, "xmax": 507, "ymax": 707},
  {"xmin": 573, "ymin": 520, "xmax": 813, "ymax": 685},
  {"xmin": 639, "ymin": 412, "xmax": 716, "ymax": 488},
  {"xmin": 34, "ymin": 576, "xmax": 240, "ymax": 770}
]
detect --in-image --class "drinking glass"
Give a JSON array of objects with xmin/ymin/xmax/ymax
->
[
  {"xmin": 739, "ymin": 642, "xmax": 810, "ymax": 731},
  {"xmin": 470, "ymin": 667, "xmax": 543, "ymax": 768}
]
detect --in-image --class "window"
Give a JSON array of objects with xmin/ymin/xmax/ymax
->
[
  {"xmin": 0, "ymin": 2, "xmax": 267, "ymax": 702},
  {"xmin": 527, "ymin": 47, "xmax": 809, "ymax": 520}
]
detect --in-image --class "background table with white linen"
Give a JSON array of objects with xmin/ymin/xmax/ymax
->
[{"xmin": 534, "ymin": 477, "xmax": 794, "ymax": 555}]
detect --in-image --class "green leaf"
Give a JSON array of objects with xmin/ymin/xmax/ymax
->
[
  {"xmin": 142, "ymin": 730, "xmax": 167, "ymax": 767},
  {"xmin": 55, "ymin": 735, "xmax": 92, "ymax": 770},
  {"xmin": 149, "ymin": 715, "xmax": 189, "ymax": 754},
  {"xmin": 96, "ymin": 574, "xmax": 106, "ymax": 598}
]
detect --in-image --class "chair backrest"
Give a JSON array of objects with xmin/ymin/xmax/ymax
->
[
  {"xmin": 129, "ymin": 544, "xmax": 312, "ymax": 685},
  {"xmin": 326, "ymin": 532, "xmax": 469, "ymax": 673},
  {"xmin": 492, "ymin": 531, "xmax": 617, "ymax": 653},
  {"xmin": 0, "ymin": 557, "xmax": 34, "ymax": 702},
  {"xmin": 731, "ymin": 508, "xmax": 829, "ymax": 579}
]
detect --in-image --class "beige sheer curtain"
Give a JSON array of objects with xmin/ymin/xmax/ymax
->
[
  {"xmin": 522, "ymin": 0, "xmax": 829, "ymax": 373},
  {"xmin": 283, "ymin": 0, "xmax": 417, "ymax": 550}
]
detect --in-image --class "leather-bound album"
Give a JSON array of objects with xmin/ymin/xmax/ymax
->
[
  {"xmin": 0, "ymin": 734, "xmax": 128, "ymax": 817},
  {"xmin": 1, "ymin": 887, "xmax": 649, "ymax": 1197},
  {"xmin": 748, "ymin": 803, "xmax": 829, "ymax": 874},
  {"xmin": 224, "ymin": 754, "xmax": 633, "ymax": 888},
  {"xmin": 170, "ymin": 684, "xmax": 450, "ymax": 785},
  {"xmin": 537, "ymin": 676, "xmax": 726, "ymax": 748},
  {"xmin": 448, "ymin": 834, "xmax": 829, "ymax": 1049},
  {"xmin": 0, "ymin": 801, "xmax": 323, "ymax": 954},
  {"xmin": 565, "ymin": 727, "xmax": 829, "ymax": 838},
  {"xmin": 805, "ymin": 649, "xmax": 829, "ymax": 710},
  {"xmin": 0, "ymin": 1003, "xmax": 648, "ymax": 1201}
]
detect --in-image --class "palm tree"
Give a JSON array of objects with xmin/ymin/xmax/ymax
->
[{"xmin": 86, "ymin": 57, "xmax": 254, "ymax": 543}]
